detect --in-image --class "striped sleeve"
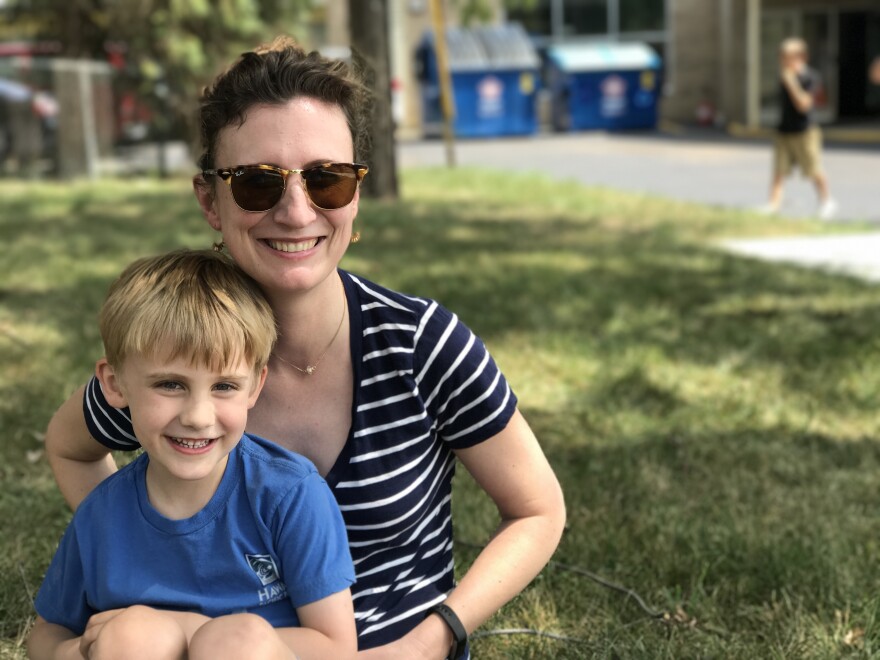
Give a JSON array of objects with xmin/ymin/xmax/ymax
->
[
  {"xmin": 414, "ymin": 302, "xmax": 517, "ymax": 449},
  {"xmin": 82, "ymin": 375, "xmax": 141, "ymax": 450}
]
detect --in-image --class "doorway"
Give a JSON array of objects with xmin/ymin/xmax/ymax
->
[{"xmin": 838, "ymin": 10, "xmax": 880, "ymax": 119}]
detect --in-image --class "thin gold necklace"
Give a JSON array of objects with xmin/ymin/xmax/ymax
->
[{"xmin": 273, "ymin": 281, "xmax": 346, "ymax": 376}]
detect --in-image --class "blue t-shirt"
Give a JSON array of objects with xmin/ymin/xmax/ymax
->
[
  {"xmin": 35, "ymin": 434, "xmax": 355, "ymax": 635},
  {"xmin": 83, "ymin": 271, "xmax": 517, "ymax": 651}
]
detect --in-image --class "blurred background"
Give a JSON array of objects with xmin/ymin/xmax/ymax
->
[{"xmin": 1, "ymin": 0, "xmax": 877, "ymax": 184}]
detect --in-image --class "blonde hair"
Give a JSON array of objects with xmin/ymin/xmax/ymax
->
[
  {"xmin": 780, "ymin": 37, "xmax": 808, "ymax": 57},
  {"xmin": 99, "ymin": 250, "xmax": 276, "ymax": 374}
]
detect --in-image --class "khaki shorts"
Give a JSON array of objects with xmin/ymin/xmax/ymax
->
[{"xmin": 774, "ymin": 127, "xmax": 823, "ymax": 178}]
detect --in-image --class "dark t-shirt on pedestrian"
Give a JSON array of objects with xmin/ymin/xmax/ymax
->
[{"xmin": 778, "ymin": 68, "xmax": 818, "ymax": 134}]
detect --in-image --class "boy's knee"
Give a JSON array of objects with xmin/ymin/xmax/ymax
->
[
  {"xmin": 190, "ymin": 613, "xmax": 293, "ymax": 660},
  {"xmin": 89, "ymin": 606, "xmax": 186, "ymax": 660}
]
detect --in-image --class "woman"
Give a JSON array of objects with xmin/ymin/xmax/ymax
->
[{"xmin": 45, "ymin": 37, "xmax": 565, "ymax": 659}]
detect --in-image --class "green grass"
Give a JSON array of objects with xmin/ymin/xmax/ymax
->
[{"xmin": 2, "ymin": 169, "xmax": 879, "ymax": 659}]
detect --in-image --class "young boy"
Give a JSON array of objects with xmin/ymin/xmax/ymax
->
[
  {"xmin": 761, "ymin": 37, "xmax": 837, "ymax": 220},
  {"xmin": 28, "ymin": 250, "xmax": 356, "ymax": 660}
]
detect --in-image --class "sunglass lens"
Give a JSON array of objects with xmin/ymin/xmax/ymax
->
[
  {"xmin": 232, "ymin": 167, "xmax": 285, "ymax": 212},
  {"xmin": 304, "ymin": 164, "xmax": 358, "ymax": 210}
]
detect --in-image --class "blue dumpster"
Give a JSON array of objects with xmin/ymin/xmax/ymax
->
[
  {"xmin": 547, "ymin": 42, "xmax": 661, "ymax": 131},
  {"xmin": 417, "ymin": 23, "xmax": 540, "ymax": 138}
]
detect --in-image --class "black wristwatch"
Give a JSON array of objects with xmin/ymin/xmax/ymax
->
[{"xmin": 427, "ymin": 602, "xmax": 468, "ymax": 660}]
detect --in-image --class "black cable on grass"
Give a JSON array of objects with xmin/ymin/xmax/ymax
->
[
  {"xmin": 471, "ymin": 628, "xmax": 585, "ymax": 643},
  {"xmin": 458, "ymin": 539, "xmax": 667, "ymax": 647},
  {"xmin": 548, "ymin": 560, "xmax": 665, "ymax": 619}
]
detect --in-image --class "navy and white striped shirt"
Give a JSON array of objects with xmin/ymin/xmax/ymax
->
[{"xmin": 84, "ymin": 270, "xmax": 517, "ymax": 650}]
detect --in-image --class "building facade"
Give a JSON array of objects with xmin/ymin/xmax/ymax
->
[
  {"xmin": 314, "ymin": 0, "xmax": 880, "ymax": 133},
  {"xmin": 665, "ymin": 0, "xmax": 880, "ymax": 128},
  {"xmin": 503, "ymin": 0, "xmax": 880, "ymax": 127}
]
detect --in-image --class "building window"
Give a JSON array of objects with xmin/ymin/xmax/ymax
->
[
  {"xmin": 619, "ymin": 0, "xmax": 665, "ymax": 33},
  {"xmin": 507, "ymin": 0, "xmax": 666, "ymax": 39},
  {"xmin": 563, "ymin": 0, "xmax": 607, "ymax": 36},
  {"xmin": 508, "ymin": 0, "xmax": 552, "ymax": 36}
]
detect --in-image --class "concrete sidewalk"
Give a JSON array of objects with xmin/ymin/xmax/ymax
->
[{"xmin": 721, "ymin": 232, "xmax": 880, "ymax": 283}]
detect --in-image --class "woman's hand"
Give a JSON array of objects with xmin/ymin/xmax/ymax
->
[
  {"xmin": 357, "ymin": 633, "xmax": 446, "ymax": 660},
  {"xmin": 358, "ymin": 601, "xmax": 452, "ymax": 659}
]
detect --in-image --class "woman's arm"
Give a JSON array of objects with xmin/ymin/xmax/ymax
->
[
  {"xmin": 27, "ymin": 617, "xmax": 82, "ymax": 660},
  {"xmin": 45, "ymin": 385, "xmax": 117, "ymax": 510},
  {"xmin": 361, "ymin": 409, "xmax": 566, "ymax": 659}
]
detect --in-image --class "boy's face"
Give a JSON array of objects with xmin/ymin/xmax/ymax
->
[
  {"xmin": 780, "ymin": 49, "xmax": 806, "ymax": 71},
  {"xmin": 97, "ymin": 353, "xmax": 266, "ymax": 488}
]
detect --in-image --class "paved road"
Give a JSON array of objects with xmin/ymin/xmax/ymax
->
[{"xmin": 398, "ymin": 131, "xmax": 879, "ymax": 223}]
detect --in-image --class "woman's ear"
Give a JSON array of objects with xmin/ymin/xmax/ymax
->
[
  {"xmin": 193, "ymin": 175, "xmax": 222, "ymax": 231},
  {"xmin": 95, "ymin": 358, "xmax": 129, "ymax": 408},
  {"xmin": 350, "ymin": 187, "xmax": 360, "ymax": 219},
  {"xmin": 248, "ymin": 366, "xmax": 268, "ymax": 409}
]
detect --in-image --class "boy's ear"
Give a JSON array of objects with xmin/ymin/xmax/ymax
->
[
  {"xmin": 248, "ymin": 366, "xmax": 268, "ymax": 409},
  {"xmin": 95, "ymin": 358, "xmax": 129, "ymax": 408}
]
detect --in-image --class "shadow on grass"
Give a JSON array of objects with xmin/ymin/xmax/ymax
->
[
  {"xmin": 455, "ymin": 411, "xmax": 880, "ymax": 657},
  {"xmin": 364, "ymin": 198, "xmax": 880, "ymax": 413},
  {"xmin": 3, "ymin": 173, "xmax": 880, "ymax": 657}
]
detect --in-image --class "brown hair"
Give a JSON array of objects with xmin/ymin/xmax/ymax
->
[
  {"xmin": 99, "ymin": 249, "xmax": 277, "ymax": 374},
  {"xmin": 197, "ymin": 36, "xmax": 370, "ymax": 170}
]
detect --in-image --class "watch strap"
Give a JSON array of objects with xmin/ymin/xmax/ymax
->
[{"xmin": 428, "ymin": 602, "xmax": 467, "ymax": 660}]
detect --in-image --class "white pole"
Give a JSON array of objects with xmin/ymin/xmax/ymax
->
[
  {"xmin": 746, "ymin": 0, "xmax": 762, "ymax": 128},
  {"xmin": 77, "ymin": 61, "xmax": 99, "ymax": 179}
]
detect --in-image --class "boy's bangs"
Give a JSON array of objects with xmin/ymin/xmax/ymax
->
[
  {"xmin": 127, "ymin": 303, "xmax": 258, "ymax": 374},
  {"xmin": 100, "ymin": 250, "xmax": 277, "ymax": 372}
]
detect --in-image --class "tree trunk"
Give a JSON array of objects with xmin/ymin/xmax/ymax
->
[{"xmin": 349, "ymin": 0, "xmax": 399, "ymax": 200}]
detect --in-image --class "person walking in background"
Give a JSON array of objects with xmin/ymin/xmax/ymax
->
[{"xmin": 760, "ymin": 37, "xmax": 837, "ymax": 220}]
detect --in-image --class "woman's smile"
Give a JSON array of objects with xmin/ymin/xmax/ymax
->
[{"xmin": 265, "ymin": 237, "xmax": 322, "ymax": 254}]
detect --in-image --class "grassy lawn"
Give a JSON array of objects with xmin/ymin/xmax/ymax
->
[{"xmin": 2, "ymin": 169, "xmax": 879, "ymax": 659}]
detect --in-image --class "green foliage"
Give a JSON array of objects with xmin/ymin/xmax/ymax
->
[
  {"xmin": 456, "ymin": 0, "xmax": 540, "ymax": 25},
  {"xmin": 2, "ymin": 171, "xmax": 879, "ymax": 658},
  {"xmin": 7, "ymin": 0, "xmax": 313, "ymax": 139}
]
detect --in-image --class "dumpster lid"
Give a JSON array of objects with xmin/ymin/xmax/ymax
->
[
  {"xmin": 444, "ymin": 27, "xmax": 490, "ymax": 71},
  {"xmin": 474, "ymin": 23, "xmax": 540, "ymax": 69},
  {"xmin": 547, "ymin": 42, "xmax": 660, "ymax": 72},
  {"xmin": 422, "ymin": 22, "xmax": 539, "ymax": 71}
]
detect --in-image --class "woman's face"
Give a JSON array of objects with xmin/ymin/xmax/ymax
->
[{"xmin": 196, "ymin": 97, "xmax": 359, "ymax": 298}]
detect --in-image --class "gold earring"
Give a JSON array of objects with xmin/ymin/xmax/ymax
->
[
  {"xmin": 213, "ymin": 241, "xmax": 226, "ymax": 252},
  {"xmin": 350, "ymin": 231, "xmax": 361, "ymax": 244}
]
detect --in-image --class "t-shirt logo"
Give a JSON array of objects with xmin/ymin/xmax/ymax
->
[{"xmin": 245, "ymin": 554, "xmax": 280, "ymax": 586}]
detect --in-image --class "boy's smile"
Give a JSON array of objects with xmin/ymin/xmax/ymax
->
[
  {"xmin": 169, "ymin": 436, "xmax": 216, "ymax": 451},
  {"xmin": 96, "ymin": 353, "xmax": 266, "ymax": 517}
]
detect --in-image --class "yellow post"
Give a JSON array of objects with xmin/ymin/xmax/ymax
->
[{"xmin": 429, "ymin": 0, "xmax": 456, "ymax": 167}]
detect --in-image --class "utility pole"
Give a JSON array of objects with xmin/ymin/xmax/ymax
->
[
  {"xmin": 349, "ymin": 0, "xmax": 399, "ymax": 200},
  {"xmin": 429, "ymin": 0, "xmax": 456, "ymax": 167}
]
